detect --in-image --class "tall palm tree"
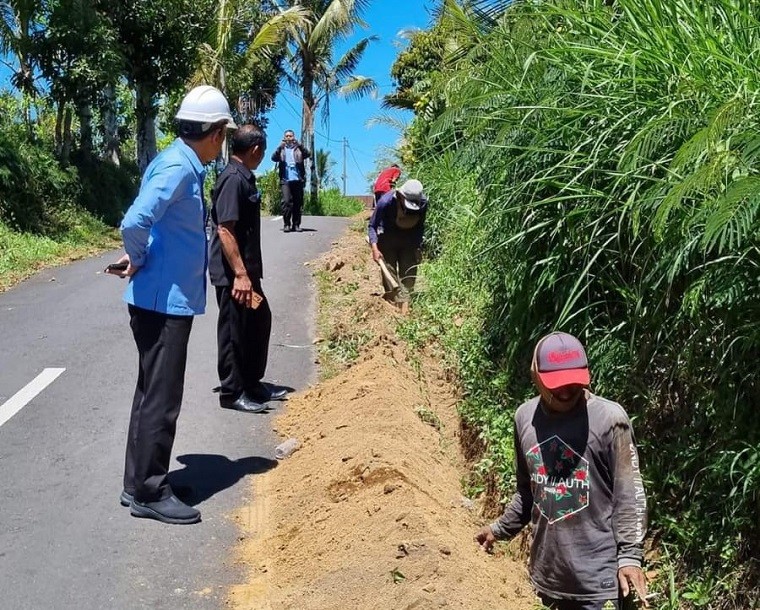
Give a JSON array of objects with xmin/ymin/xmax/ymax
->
[
  {"xmin": 276, "ymin": 0, "xmax": 377, "ymax": 203},
  {"xmin": 191, "ymin": 1, "xmax": 309, "ymax": 105},
  {"xmin": 0, "ymin": 0, "xmax": 38, "ymax": 94},
  {"xmin": 0, "ymin": 0, "xmax": 41, "ymax": 135}
]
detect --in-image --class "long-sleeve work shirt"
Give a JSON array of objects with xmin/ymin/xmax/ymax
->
[
  {"xmin": 490, "ymin": 393, "xmax": 647, "ymax": 602},
  {"xmin": 121, "ymin": 138, "xmax": 208, "ymax": 316}
]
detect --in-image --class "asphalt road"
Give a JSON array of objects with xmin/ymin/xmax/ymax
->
[{"xmin": 0, "ymin": 215, "xmax": 350, "ymax": 610}]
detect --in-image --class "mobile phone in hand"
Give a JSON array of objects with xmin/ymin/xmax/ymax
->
[{"xmin": 105, "ymin": 261, "xmax": 128, "ymax": 273}]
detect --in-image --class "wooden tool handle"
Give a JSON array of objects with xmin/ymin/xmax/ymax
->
[{"xmin": 377, "ymin": 258, "xmax": 399, "ymax": 290}]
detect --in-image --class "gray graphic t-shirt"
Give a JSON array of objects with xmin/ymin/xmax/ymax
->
[{"xmin": 490, "ymin": 393, "xmax": 647, "ymax": 601}]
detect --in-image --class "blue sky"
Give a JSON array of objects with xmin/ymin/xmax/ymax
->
[{"xmin": 263, "ymin": 1, "xmax": 437, "ymax": 195}]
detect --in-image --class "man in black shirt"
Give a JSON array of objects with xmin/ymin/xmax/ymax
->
[{"xmin": 209, "ymin": 124, "xmax": 287, "ymax": 413}]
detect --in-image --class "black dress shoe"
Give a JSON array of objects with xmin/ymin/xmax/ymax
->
[
  {"xmin": 220, "ymin": 394, "xmax": 268, "ymax": 413},
  {"xmin": 248, "ymin": 383, "xmax": 288, "ymax": 402},
  {"xmin": 130, "ymin": 494, "xmax": 201, "ymax": 525},
  {"xmin": 120, "ymin": 490, "xmax": 134, "ymax": 507}
]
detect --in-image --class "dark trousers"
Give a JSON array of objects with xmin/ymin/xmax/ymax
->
[
  {"xmin": 281, "ymin": 180, "xmax": 305, "ymax": 229},
  {"xmin": 215, "ymin": 282, "xmax": 272, "ymax": 399},
  {"xmin": 123, "ymin": 305, "xmax": 193, "ymax": 502},
  {"xmin": 539, "ymin": 595, "xmax": 619, "ymax": 610},
  {"xmin": 377, "ymin": 233, "xmax": 420, "ymax": 304}
]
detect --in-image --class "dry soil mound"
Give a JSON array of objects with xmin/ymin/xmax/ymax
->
[{"xmin": 227, "ymin": 220, "xmax": 534, "ymax": 610}]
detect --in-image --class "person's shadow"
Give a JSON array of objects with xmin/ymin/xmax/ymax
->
[{"xmin": 168, "ymin": 453, "xmax": 277, "ymax": 506}]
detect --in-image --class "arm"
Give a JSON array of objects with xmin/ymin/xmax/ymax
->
[
  {"xmin": 368, "ymin": 200, "xmax": 384, "ymax": 261},
  {"xmin": 217, "ymin": 222, "xmax": 261, "ymax": 308},
  {"xmin": 476, "ymin": 422, "xmax": 533, "ymax": 550},
  {"xmin": 271, "ymin": 146, "xmax": 282, "ymax": 163},
  {"xmin": 612, "ymin": 418, "xmax": 649, "ymax": 604},
  {"xmin": 120, "ymin": 162, "xmax": 187, "ymax": 268},
  {"xmin": 214, "ymin": 178, "xmax": 261, "ymax": 308},
  {"xmin": 299, "ymin": 144, "xmax": 311, "ymax": 160}
]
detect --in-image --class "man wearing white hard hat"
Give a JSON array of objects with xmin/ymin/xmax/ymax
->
[{"xmin": 106, "ymin": 85, "xmax": 236, "ymax": 525}]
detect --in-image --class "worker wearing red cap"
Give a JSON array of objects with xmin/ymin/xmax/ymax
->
[{"xmin": 475, "ymin": 332, "xmax": 649, "ymax": 610}]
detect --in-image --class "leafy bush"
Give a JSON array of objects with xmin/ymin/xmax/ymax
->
[
  {"xmin": 307, "ymin": 188, "xmax": 364, "ymax": 216},
  {"xmin": 400, "ymin": 0, "xmax": 760, "ymax": 606},
  {"xmin": 258, "ymin": 168, "xmax": 282, "ymax": 215}
]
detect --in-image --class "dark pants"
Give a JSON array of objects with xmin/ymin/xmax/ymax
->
[
  {"xmin": 215, "ymin": 282, "xmax": 272, "ymax": 399},
  {"xmin": 123, "ymin": 305, "xmax": 193, "ymax": 502},
  {"xmin": 377, "ymin": 232, "xmax": 420, "ymax": 304},
  {"xmin": 540, "ymin": 595, "xmax": 619, "ymax": 610},
  {"xmin": 281, "ymin": 180, "xmax": 305, "ymax": 229}
]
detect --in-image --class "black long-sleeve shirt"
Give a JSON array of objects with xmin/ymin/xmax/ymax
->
[{"xmin": 490, "ymin": 393, "xmax": 647, "ymax": 601}]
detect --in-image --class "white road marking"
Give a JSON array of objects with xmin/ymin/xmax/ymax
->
[
  {"xmin": 270, "ymin": 215, "xmax": 283, "ymax": 221},
  {"xmin": 0, "ymin": 368, "xmax": 65, "ymax": 428}
]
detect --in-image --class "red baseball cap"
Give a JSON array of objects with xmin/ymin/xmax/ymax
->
[{"xmin": 535, "ymin": 332, "xmax": 591, "ymax": 390}]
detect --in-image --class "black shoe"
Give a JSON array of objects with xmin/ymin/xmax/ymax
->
[
  {"xmin": 130, "ymin": 495, "xmax": 201, "ymax": 525},
  {"xmin": 120, "ymin": 490, "xmax": 134, "ymax": 507},
  {"xmin": 220, "ymin": 393, "xmax": 268, "ymax": 413},
  {"xmin": 248, "ymin": 383, "xmax": 288, "ymax": 403}
]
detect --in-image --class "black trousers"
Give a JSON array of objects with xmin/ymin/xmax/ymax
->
[
  {"xmin": 281, "ymin": 180, "xmax": 305, "ymax": 228},
  {"xmin": 215, "ymin": 281, "xmax": 272, "ymax": 399},
  {"xmin": 123, "ymin": 305, "xmax": 193, "ymax": 502}
]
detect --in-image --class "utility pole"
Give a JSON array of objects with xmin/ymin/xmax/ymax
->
[{"xmin": 342, "ymin": 137, "xmax": 347, "ymax": 196}]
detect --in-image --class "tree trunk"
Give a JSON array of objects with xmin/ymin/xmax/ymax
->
[
  {"xmin": 77, "ymin": 100, "xmax": 93, "ymax": 161},
  {"xmin": 61, "ymin": 106, "xmax": 73, "ymax": 168},
  {"xmin": 55, "ymin": 98, "xmax": 65, "ymax": 158},
  {"xmin": 102, "ymin": 84, "xmax": 120, "ymax": 166},
  {"xmin": 301, "ymin": 70, "xmax": 318, "ymax": 206},
  {"xmin": 135, "ymin": 81, "xmax": 158, "ymax": 173}
]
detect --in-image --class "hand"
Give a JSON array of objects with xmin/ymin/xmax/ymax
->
[
  {"xmin": 104, "ymin": 254, "xmax": 137, "ymax": 278},
  {"xmin": 371, "ymin": 245, "xmax": 382, "ymax": 263},
  {"xmin": 474, "ymin": 526, "xmax": 496, "ymax": 552},
  {"xmin": 618, "ymin": 566, "xmax": 649, "ymax": 607},
  {"xmin": 231, "ymin": 274, "xmax": 254, "ymax": 306}
]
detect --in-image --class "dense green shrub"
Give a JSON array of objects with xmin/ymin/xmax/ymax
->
[
  {"xmin": 72, "ymin": 153, "xmax": 140, "ymax": 227},
  {"xmin": 259, "ymin": 168, "xmax": 282, "ymax": 215},
  {"xmin": 401, "ymin": 0, "xmax": 760, "ymax": 606},
  {"xmin": 306, "ymin": 188, "xmax": 364, "ymax": 217}
]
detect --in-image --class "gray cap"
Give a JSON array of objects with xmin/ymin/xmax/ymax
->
[{"xmin": 535, "ymin": 332, "xmax": 590, "ymax": 389}]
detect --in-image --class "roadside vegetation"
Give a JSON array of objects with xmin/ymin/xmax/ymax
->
[{"xmin": 389, "ymin": 0, "xmax": 760, "ymax": 607}]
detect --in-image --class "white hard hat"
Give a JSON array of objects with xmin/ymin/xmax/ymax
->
[{"xmin": 175, "ymin": 85, "xmax": 237, "ymax": 129}]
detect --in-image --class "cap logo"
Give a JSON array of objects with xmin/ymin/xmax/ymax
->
[{"xmin": 547, "ymin": 350, "xmax": 582, "ymax": 364}]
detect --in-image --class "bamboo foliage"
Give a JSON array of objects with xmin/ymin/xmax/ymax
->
[{"xmin": 403, "ymin": 0, "xmax": 760, "ymax": 605}]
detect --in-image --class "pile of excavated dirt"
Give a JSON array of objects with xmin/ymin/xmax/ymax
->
[{"xmin": 227, "ymin": 220, "xmax": 535, "ymax": 610}]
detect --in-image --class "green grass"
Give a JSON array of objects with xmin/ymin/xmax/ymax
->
[
  {"xmin": 396, "ymin": 0, "xmax": 760, "ymax": 606},
  {"xmin": 0, "ymin": 216, "xmax": 120, "ymax": 292},
  {"xmin": 306, "ymin": 188, "xmax": 366, "ymax": 217}
]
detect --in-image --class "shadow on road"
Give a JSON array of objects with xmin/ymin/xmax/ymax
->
[{"xmin": 169, "ymin": 454, "xmax": 278, "ymax": 506}]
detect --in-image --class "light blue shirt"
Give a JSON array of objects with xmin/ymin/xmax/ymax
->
[
  {"xmin": 284, "ymin": 147, "xmax": 299, "ymax": 182},
  {"xmin": 121, "ymin": 138, "xmax": 208, "ymax": 316}
]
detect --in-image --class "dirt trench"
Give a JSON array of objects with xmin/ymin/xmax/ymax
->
[{"xmin": 226, "ymin": 220, "xmax": 535, "ymax": 610}]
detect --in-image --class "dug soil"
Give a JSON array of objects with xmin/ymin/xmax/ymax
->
[{"xmin": 227, "ymin": 218, "xmax": 535, "ymax": 610}]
